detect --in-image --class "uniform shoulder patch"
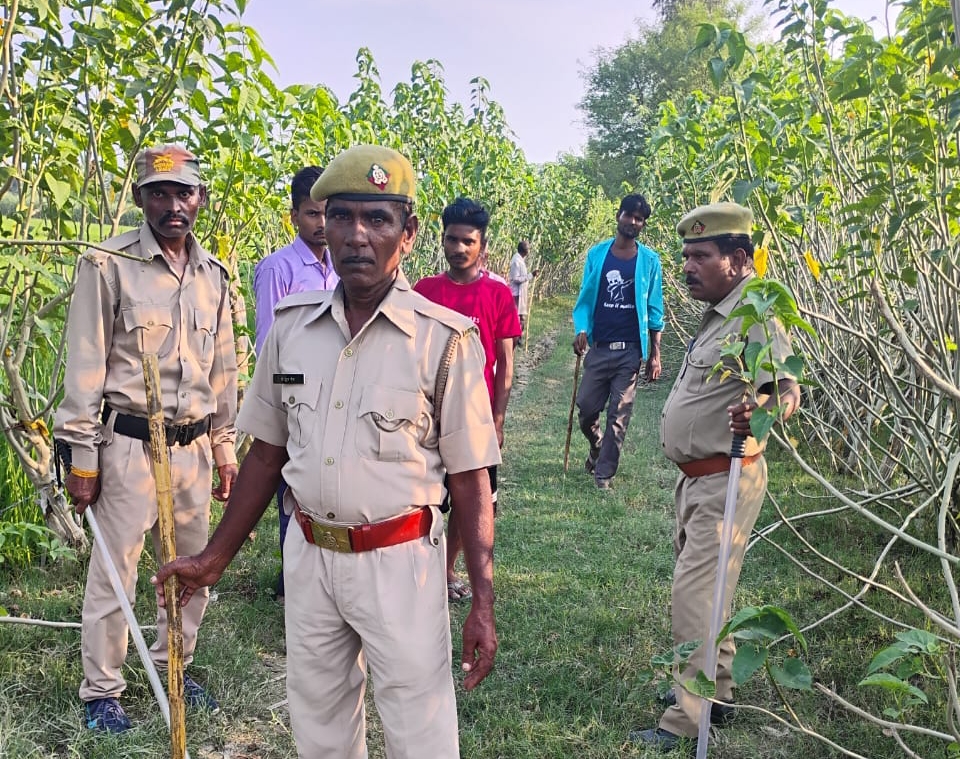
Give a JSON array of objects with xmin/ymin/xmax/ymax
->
[
  {"xmin": 275, "ymin": 289, "xmax": 334, "ymax": 313},
  {"xmin": 82, "ymin": 229, "xmax": 140, "ymax": 265},
  {"xmin": 412, "ymin": 297, "xmax": 475, "ymax": 334}
]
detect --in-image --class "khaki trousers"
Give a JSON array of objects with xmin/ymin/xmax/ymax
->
[
  {"xmin": 283, "ymin": 505, "xmax": 458, "ymax": 759},
  {"xmin": 659, "ymin": 458, "xmax": 767, "ymax": 738},
  {"xmin": 79, "ymin": 431, "xmax": 212, "ymax": 701}
]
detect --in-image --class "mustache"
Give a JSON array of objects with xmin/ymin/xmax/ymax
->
[
  {"xmin": 160, "ymin": 212, "xmax": 190, "ymax": 225},
  {"xmin": 685, "ymin": 277, "xmax": 700, "ymax": 286}
]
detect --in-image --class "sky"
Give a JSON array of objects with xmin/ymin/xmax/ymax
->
[{"xmin": 237, "ymin": 0, "xmax": 901, "ymax": 164}]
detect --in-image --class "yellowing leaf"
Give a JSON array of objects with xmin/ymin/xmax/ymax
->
[
  {"xmin": 754, "ymin": 246, "xmax": 768, "ymax": 278},
  {"xmin": 946, "ymin": 336, "xmax": 957, "ymax": 352},
  {"xmin": 803, "ymin": 250, "xmax": 821, "ymax": 280},
  {"xmin": 215, "ymin": 234, "xmax": 231, "ymax": 262}
]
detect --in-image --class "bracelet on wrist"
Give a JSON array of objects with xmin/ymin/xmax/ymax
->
[{"xmin": 70, "ymin": 466, "xmax": 99, "ymax": 479}]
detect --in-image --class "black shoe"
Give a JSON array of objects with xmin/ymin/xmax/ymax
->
[
  {"xmin": 585, "ymin": 449, "xmax": 600, "ymax": 474},
  {"xmin": 183, "ymin": 674, "xmax": 220, "ymax": 714},
  {"xmin": 629, "ymin": 728, "xmax": 694, "ymax": 754},
  {"xmin": 659, "ymin": 689, "xmax": 736, "ymax": 725},
  {"xmin": 84, "ymin": 697, "xmax": 132, "ymax": 733}
]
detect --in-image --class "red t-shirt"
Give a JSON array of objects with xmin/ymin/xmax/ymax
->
[{"xmin": 414, "ymin": 272, "xmax": 522, "ymax": 403}]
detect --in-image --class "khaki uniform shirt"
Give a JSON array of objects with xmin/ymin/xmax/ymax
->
[
  {"xmin": 660, "ymin": 275, "xmax": 794, "ymax": 463},
  {"xmin": 238, "ymin": 272, "xmax": 501, "ymax": 523},
  {"xmin": 54, "ymin": 225, "xmax": 238, "ymax": 472}
]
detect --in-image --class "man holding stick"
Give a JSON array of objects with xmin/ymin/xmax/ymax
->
[
  {"xmin": 54, "ymin": 144, "xmax": 237, "ymax": 733},
  {"xmin": 632, "ymin": 202, "xmax": 800, "ymax": 753},
  {"xmin": 154, "ymin": 144, "xmax": 500, "ymax": 758}
]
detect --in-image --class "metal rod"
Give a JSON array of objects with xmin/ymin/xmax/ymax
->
[{"xmin": 696, "ymin": 433, "xmax": 746, "ymax": 758}]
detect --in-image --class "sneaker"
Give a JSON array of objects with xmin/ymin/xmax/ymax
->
[
  {"xmin": 183, "ymin": 674, "xmax": 220, "ymax": 714},
  {"xmin": 84, "ymin": 697, "xmax": 132, "ymax": 733}
]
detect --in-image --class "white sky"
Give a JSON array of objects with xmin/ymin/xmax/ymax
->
[{"xmin": 237, "ymin": 0, "xmax": 902, "ymax": 164}]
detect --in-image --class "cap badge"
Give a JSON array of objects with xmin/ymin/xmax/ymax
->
[
  {"xmin": 367, "ymin": 163, "xmax": 390, "ymax": 191},
  {"xmin": 152, "ymin": 154, "xmax": 175, "ymax": 173},
  {"xmin": 691, "ymin": 220, "xmax": 705, "ymax": 234}
]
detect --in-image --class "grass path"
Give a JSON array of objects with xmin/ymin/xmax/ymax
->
[{"xmin": 0, "ymin": 297, "xmax": 917, "ymax": 758}]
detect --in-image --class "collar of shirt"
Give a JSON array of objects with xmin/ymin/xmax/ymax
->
[
  {"xmin": 138, "ymin": 223, "xmax": 203, "ymax": 269},
  {"xmin": 705, "ymin": 273, "xmax": 755, "ymax": 321},
  {"xmin": 291, "ymin": 236, "xmax": 334, "ymax": 275},
  {"xmin": 305, "ymin": 270, "xmax": 417, "ymax": 338}
]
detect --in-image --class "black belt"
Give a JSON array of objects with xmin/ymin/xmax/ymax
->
[
  {"xmin": 103, "ymin": 405, "xmax": 210, "ymax": 447},
  {"xmin": 596, "ymin": 341, "xmax": 638, "ymax": 351}
]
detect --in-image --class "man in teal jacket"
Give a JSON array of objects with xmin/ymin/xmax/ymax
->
[{"xmin": 572, "ymin": 194, "xmax": 664, "ymax": 489}]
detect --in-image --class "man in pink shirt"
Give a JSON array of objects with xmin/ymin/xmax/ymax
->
[
  {"xmin": 253, "ymin": 166, "xmax": 340, "ymax": 601},
  {"xmin": 414, "ymin": 197, "xmax": 520, "ymax": 601}
]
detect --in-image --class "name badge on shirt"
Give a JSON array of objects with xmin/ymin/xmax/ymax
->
[{"xmin": 273, "ymin": 373, "xmax": 304, "ymax": 385}]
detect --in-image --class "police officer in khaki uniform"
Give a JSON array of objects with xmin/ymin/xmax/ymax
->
[
  {"xmin": 54, "ymin": 144, "xmax": 238, "ymax": 733},
  {"xmin": 633, "ymin": 203, "xmax": 800, "ymax": 753},
  {"xmin": 154, "ymin": 144, "xmax": 500, "ymax": 759}
]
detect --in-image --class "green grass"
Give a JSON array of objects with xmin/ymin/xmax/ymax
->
[{"xmin": 0, "ymin": 297, "xmax": 951, "ymax": 758}]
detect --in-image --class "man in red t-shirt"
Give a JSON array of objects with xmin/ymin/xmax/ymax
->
[{"xmin": 414, "ymin": 197, "xmax": 521, "ymax": 602}]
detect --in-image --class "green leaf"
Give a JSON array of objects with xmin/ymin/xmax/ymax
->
[
  {"xmin": 782, "ymin": 355, "xmax": 805, "ymax": 379},
  {"xmin": 685, "ymin": 670, "xmax": 717, "ymax": 699},
  {"xmin": 731, "ymin": 643, "xmax": 768, "ymax": 685},
  {"xmin": 749, "ymin": 406, "xmax": 776, "ymax": 442},
  {"xmin": 44, "ymin": 174, "xmax": 72, "ymax": 209},
  {"xmin": 693, "ymin": 24, "xmax": 717, "ymax": 53},
  {"xmin": 709, "ymin": 57, "xmax": 726, "ymax": 89},
  {"xmin": 895, "ymin": 629, "xmax": 942, "ymax": 655},
  {"xmin": 732, "ymin": 178, "xmax": 761, "ymax": 204},
  {"xmin": 866, "ymin": 642, "xmax": 909, "ymax": 675},
  {"xmin": 859, "ymin": 673, "xmax": 928, "ymax": 703},
  {"xmin": 721, "ymin": 605, "xmax": 807, "ymax": 650},
  {"xmin": 770, "ymin": 658, "xmax": 812, "ymax": 690}
]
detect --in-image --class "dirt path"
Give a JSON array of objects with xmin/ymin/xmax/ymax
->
[{"xmin": 511, "ymin": 326, "xmax": 562, "ymax": 402}]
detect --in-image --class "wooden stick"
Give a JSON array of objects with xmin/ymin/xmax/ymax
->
[
  {"xmin": 142, "ymin": 353, "xmax": 186, "ymax": 759},
  {"xmin": 563, "ymin": 353, "xmax": 582, "ymax": 472}
]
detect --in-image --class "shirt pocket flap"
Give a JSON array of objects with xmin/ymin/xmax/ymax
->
[
  {"xmin": 194, "ymin": 307, "xmax": 216, "ymax": 333},
  {"xmin": 358, "ymin": 385, "xmax": 424, "ymax": 424},
  {"xmin": 122, "ymin": 304, "xmax": 174, "ymax": 331}
]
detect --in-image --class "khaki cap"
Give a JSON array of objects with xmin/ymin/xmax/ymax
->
[
  {"xmin": 310, "ymin": 144, "xmax": 416, "ymax": 203},
  {"xmin": 134, "ymin": 144, "xmax": 201, "ymax": 187},
  {"xmin": 677, "ymin": 202, "xmax": 753, "ymax": 242}
]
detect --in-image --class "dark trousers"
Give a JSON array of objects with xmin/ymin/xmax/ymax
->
[
  {"xmin": 575, "ymin": 343, "xmax": 642, "ymax": 480},
  {"xmin": 276, "ymin": 478, "xmax": 290, "ymax": 596}
]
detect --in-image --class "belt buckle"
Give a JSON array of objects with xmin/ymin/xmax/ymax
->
[
  {"xmin": 609, "ymin": 341, "xmax": 626, "ymax": 351},
  {"xmin": 168, "ymin": 424, "xmax": 190, "ymax": 446},
  {"xmin": 311, "ymin": 522, "xmax": 353, "ymax": 552}
]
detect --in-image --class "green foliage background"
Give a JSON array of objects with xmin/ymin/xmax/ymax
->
[{"xmin": 3, "ymin": 0, "xmax": 960, "ymax": 755}]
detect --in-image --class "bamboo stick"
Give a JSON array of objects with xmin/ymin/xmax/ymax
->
[{"xmin": 142, "ymin": 353, "xmax": 186, "ymax": 759}]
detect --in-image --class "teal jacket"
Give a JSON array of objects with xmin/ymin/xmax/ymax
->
[{"xmin": 572, "ymin": 237, "xmax": 665, "ymax": 359}]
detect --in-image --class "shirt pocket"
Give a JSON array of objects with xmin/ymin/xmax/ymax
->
[
  {"xmin": 282, "ymin": 376, "xmax": 322, "ymax": 448},
  {"xmin": 356, "ymin": 384, "xmax": 431, "ymax": 462},
  {"xmin": 193, "ymin": 308, "xmax": 217, "ymax": 366},
  {"xmin": 686, "ymin": 337, "xmax": 735, "ymax": 389},
  {"xmin": 121, "ymin": 304, "xmax": 174, "ymax": 357}
]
